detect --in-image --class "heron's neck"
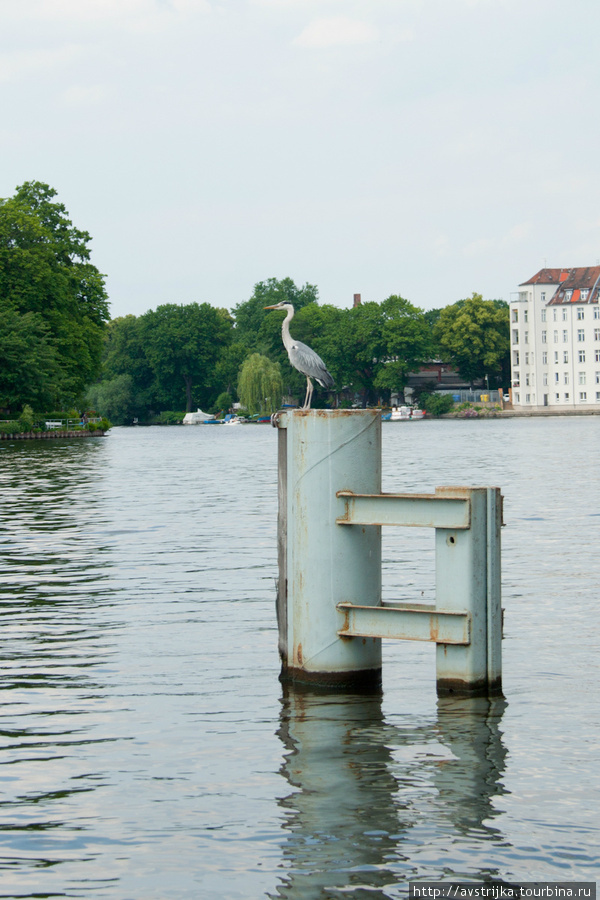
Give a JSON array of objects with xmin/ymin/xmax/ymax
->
[{"xmin": 281, "ymin": 306, "xmax": 295, "ymax": 352}]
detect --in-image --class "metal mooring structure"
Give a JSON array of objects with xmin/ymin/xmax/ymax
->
[{"xmin": 274, "ymin": 409, "xmax": 503, "ymax": 697}]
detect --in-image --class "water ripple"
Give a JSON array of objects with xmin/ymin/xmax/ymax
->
[{"xmin": 0, "ymin": 421, "xmax": 598, "ymax": 897}]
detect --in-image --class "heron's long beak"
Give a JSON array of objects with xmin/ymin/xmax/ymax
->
[{"xmin": 263, "ymin": 304, "xmax": 278, "ymax": 310}]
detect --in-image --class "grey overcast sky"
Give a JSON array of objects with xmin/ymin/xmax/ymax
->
[{"xmin": 2, "ymin": 0, "xmax": 599, "ymax": 318}]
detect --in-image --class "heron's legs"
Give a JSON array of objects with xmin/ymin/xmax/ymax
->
[{"xmin": 303, "ymin": 377, "xmax": 313, "ymax": 409}]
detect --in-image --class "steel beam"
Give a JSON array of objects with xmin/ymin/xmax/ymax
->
[
  {"xmin": 337, "ymin": 602, "xmax": 471, "ymax": 645},
  {"xmin": 336, "ymin": 491, "xmax": 471, "ymax": 529}
]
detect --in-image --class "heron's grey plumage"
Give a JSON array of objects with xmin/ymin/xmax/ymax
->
[{"xmin": 264, "ymin": 301, "xmax": 334, "ymax": 409}]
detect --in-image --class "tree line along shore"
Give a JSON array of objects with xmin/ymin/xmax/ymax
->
[{"xmin": 1, "ymin": 182, "xmax": 510, "ymax": 426}]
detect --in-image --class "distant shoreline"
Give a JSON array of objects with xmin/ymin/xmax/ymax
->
[
  {"xmin": 442, "ymin": 408, "xmax": 600, "ymax": 419},
  {"xmin": 0, "ymin": 430, "xmax": 107, "ymax": 440}
]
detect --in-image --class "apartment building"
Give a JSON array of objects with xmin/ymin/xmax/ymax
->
[{"xmin": 510, "ymin": 267, "xmax": 600, "ymax": 409}]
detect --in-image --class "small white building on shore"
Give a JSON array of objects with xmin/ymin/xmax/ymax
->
[{"xmin": 510, "ymin": 267, "xmax": 600, "ymax": 411}]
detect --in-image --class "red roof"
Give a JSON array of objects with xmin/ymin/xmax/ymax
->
[
  {"xmin": 521, "ymin": 267, "xmax": 600, "ymax": 304},
  {"xmin": 521, "ymin": 268, "xmax": 568, "ymax": 285}
]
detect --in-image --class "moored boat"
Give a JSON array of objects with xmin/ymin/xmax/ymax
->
[{"xmin": 383, "ymin": 406, "xmax": 425, "ymax": 421}]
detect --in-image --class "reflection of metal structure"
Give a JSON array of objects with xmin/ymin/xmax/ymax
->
[
  {"xmin": 273, "ymin": 686, "xmax": 508, "ymax": 898},
  {"xmin": 275, "ymin": 409, "xmax": 503, "ymax": 696}
]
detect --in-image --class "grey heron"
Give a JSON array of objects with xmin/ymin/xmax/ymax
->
[{"xmin": 264, "ymin": 302, "xmax": 334, "ymax": 409}]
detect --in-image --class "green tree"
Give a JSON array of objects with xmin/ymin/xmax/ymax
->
[
  {"xmin": 0, "ymin": 181, "xmax": 109, "ymax": 408},
  {"xmin": 328, "ymin": 299, "xmax": 427, "ymax": 406},
  {"xmin": 327, "ymin": 302, "xmax": 385, "ymax": 405},
  {"xmin": 420, "ymin": 392, "xmax": 454, "ymax": 416},
  {"xmin": 99, "ymin": 314, "xmax": 157, "ymax": 417},
  {"xmin": 86, "ymin": 374, "xmax": 135, "ymax": 425},
  {"xmin": 434, "ymin": 294, "xmax": 509, "ymax": 386},
  {"xmin": 211, "ymin": 342, "xmax": 249, "ymax": 401},
  {"xmin": 374, "ymin": 295, "xmax": 433, "ymax": 397},
  {"xmin": 141, "ymin": 303, "xmax": 233, "ymax": 411},
  {"xmin": 213, "ymin": 391, "xmax": 233, "ymax": 415},
  {"xmin": 0, "ymin": 298, "xmax": 61, "ymax": 409},
  {"xmin": 237, "ymin": 353, "xmax": 283, "ymax": 414},
  {"xmin": 103, "ymin": 315, "xmax": 153, "ymax": 384},
  {"xmin": 18, "ymin": 404, "xmax": 35, "ymax": 432},
  {"xmin": 233, "ymin": 277, "xmax": 318, "ymax": 352}
]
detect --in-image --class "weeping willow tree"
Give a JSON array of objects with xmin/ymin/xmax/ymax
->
[{"xmin": 237, "ymin": 353, "xmax": 283, "ymax": 414}]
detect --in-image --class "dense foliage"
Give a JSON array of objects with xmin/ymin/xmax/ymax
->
[
  {"xmin": 0, "ymin": 182, "xmax": 109, "ymax": 411},
  {"xmin": 419, "ymin": 392, "xmax": 455, "ymax": 416},
  {"xmin": 432, "ymin": 294, "xmax": 509, "ymax": 387},
  {"xmin": 237, "ymin": 354, "xmax": 283, "ymax": 414},
  {"xmin": 0, "ymin": 187, "xmax": 511, "ymax": 422}
]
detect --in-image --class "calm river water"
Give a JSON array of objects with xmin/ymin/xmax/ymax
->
[{"xmin": 0, "ymin": 418, "xmax": 598, "ymax": 899}]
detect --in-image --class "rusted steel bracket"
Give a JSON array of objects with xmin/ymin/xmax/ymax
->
[
  {"xmin": 337, "ymin": 602, "xmax": 471, "ymax": 645},
  {"xmin": 336, "ymin": 489, "xmax": 471, "ymax": 529}
]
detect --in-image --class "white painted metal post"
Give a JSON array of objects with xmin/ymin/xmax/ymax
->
[
  {"xmin": 275, "ymin": 409, "xmax": 382, "ymax": 687},
  {"xmin": 435, "ymin": 487, "xmax": 503, "ymax": 696}
]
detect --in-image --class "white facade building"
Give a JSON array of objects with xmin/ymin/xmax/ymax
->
[{"xmin": 509, "ymin": 267, "xmax": 600, "ymax": 410}]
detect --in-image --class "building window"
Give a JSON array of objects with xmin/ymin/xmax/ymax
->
[
  {"xmin": 555, "ymin": 393, "xmax": 560, "ymax": 400},
  {"xmin": 563, "ymin": 351, "xmax": 569, "ymax": 363},
  {"xmin": 542, "ymin": 351, "xmax": 548, "ymax": 364},
  {"xmin": 524, "ymin": 331, "xmax": 529, "ymax": 344},
  {"xmin": 594, "ymin": 328, "xmax": 600, "ymax": 341},
  {"xmin": 541, "ymin": 308, "xmax": 547, "ymax": 322},
  {"xmin": 512, "ymin": 329, "xmax": 519, "ymax": 344},
  {"xmin": 513, "ymin": 351, "xmax": 520, "ymax": 366},
  {"xmin": 525, "ymin": 374, "xmax": 530, "ymax": 386},
  {"xmin": 565, "ymin": 291, "xmax": 572, "ymax": 301},
  {"xmin": 579, "ymin": 392, "xmax": 587, "ymax": 401},
  {"xmin": 577, "ymin": 308, "xmax": 585, "ymax": 320},
  {"xmin": 577, "ymin": 329, "xmax": 585, "ymax": 341},
  {"xmin": 542, "ymin": 330, "xmax": 547, "ymax": 343},
  {"xmin": 524, "ymin": 309, "xmax": 528, "ymax": 323},
  {"xmin": 563, "ymin": 330, "xmax": 569, "ymax": 342},
  {"xmin": 554, "ymin": 351, "xmax": 559, "ymax": 363},
  {"xmin": 595, "ymin": 307, "xmax": 600, "ymax": 320},
  {"xmin": 564, "ymin": 393, "xmax": 570, "ymax": 400},
  {"xmin": 554, "ymin": 331, "xmax": 559, "ymax": 343},
  {"xmin": 563, "ymin": 309, "xmax": 568, "ymax": 321},
  {"xmin": 515, "ymin": 393, "xmax": 520, "ymax": 403},
  {"xmin": 578, "ymin": 350, "xmax": 586, "ymax": 363},
  {"xmin": 596, "ymin": 372, "xmax": 600, "ymax": 384},
  {"xmin": 526, "ymin": 394, "xmax": 531, "ymax": 403},
  {"xmin": 596, "ymin": 350, "xmax": 600, "ymax": 362},
  {"xmin": 512, "ymin": 309, "xmax": 518, "ymax": 323},
  {"xmin": 555, "ymin": 372, "xmax": 560, "ymax": 383},
  {"xmin": 579, "ymin": 372, "xmax": 586, "ymax": 385},
  {"xmin": 541, "ymin": 292, "xmax": 546, "ymax": 302},
  {"xmin": 553, "ymin": 310, "xmax": 557, "ymax": 321},
  {"xmin": 543, "ymin": 373, "xmax": 548, "ymax": 386},
  {"xmin": 564, "ymin": 373, "xmax": 569, "ymax": 385},
  {"xmin": 581, "ymin": 290, "xmax": 589, "ymax": 301}
]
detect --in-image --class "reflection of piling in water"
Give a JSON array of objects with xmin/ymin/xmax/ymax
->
[
  {"xmin": 273, "ymin": 685, "xmax": 402, "ymax": 899},
  {"xmin": 434, "ymin": 696, "xmax": 508, "ymax": 836},
  {"xmin": 275, "ymin": 409, "xmax": 503, "ymax": 696},
  {"xmin": 272, "ymin": 686, "xmax": 509, "ymax": 899}
]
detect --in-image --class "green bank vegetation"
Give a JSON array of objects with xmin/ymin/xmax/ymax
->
[{"xmin": 1, "ymin": 183, "xmax": 510, "ymax": 425}]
